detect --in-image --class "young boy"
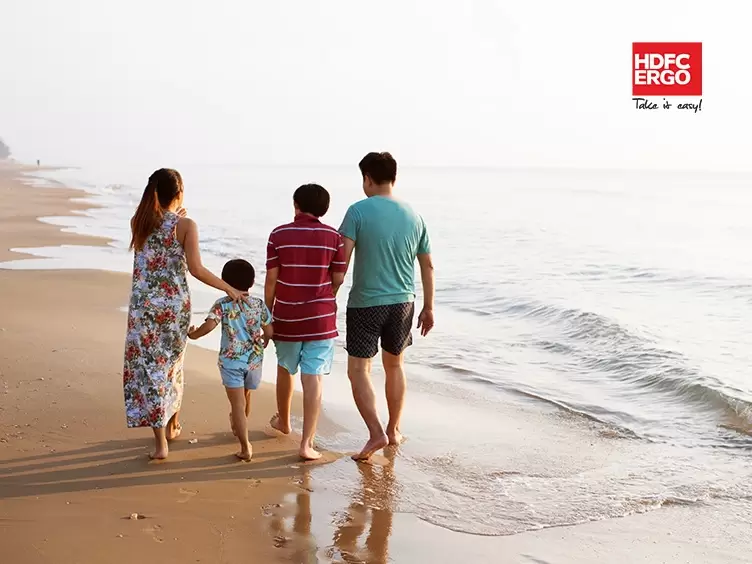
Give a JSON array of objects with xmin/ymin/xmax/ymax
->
[
  {"xmin": 265, "ymin": 183, "xmax": 347, "ymax": 461},
  {"xmin": 188, "ymin": 259, "xmax": 272, "ymax": 461}
]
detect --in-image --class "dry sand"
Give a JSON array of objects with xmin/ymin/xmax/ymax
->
[
  {"xmin": 0, "ymin": 162, "xmax": 749, "ymax": 563},
  {"xmin": 0, "ymin": 164, "xmax": 338, "ymax": 563}
]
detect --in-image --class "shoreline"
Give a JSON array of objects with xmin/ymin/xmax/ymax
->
[
  {"xmin": 0, "ymin": 163, "xmax": 337, "ymax": 563},
  {"xmin": 1, "ymin": 161, "xmax": 749, "ymax": 563}
]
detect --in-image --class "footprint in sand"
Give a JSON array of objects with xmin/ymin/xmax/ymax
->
[
  {"xmin": 177, "ymin": 488, "xmax": 198, "ymax": 504},
  {"xmin": 142, "ymin": 524, "xmax": 164, "ymax": 543}
]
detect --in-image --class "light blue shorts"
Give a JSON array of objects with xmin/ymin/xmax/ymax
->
[
  {"xmin": 275, "ymin": 339, "xmax": 335, "ymax": 376},
  {"xmin": 219, "ymin": 365, "xmax": 263, "ymax": 390}
]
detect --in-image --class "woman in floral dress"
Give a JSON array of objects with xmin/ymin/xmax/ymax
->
[{"xmin": 124, "ymin": 168, "xmax": 245, "ymax": 460}]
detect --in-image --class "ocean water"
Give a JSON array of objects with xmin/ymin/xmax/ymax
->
[{"xmin": 5, "ymin": 163, "xmax": 752, "ymax": 539}]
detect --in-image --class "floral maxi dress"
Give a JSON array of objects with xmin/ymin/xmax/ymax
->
[{"xmin": 123, "ymin": 212, "xmax": 191, "ymax": 428}]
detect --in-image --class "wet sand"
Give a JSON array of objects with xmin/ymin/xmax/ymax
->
[
  {"xmin": 0, "ymin": 161, "xmax": 749, "ymax": 563},
  {"xmin": 0, "ymin": 163, "xmax": 338, "ymax": 563}
]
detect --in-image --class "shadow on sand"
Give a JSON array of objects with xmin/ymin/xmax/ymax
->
[{"xmin": 0, "ymin": 430, "xmax": 332, "ymax": 499}]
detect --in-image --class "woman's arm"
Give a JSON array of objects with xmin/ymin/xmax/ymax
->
[{"xmin": 177, "ymin": 218, "xmax": 244, "ymax": 301}]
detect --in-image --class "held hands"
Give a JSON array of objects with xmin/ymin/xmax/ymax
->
[
  {"xmin": 417, "ymin": 308, "xmax": 434, "ymax": 337},
  {"xmin": 187, "ymin": 325, "xmax": 198, "ymax": 340}
]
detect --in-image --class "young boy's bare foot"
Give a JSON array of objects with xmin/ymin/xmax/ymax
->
[
  {"xmin": 270, "ymin": 413, "xmax": 291, "ymax": 435},
  {"xmin": 299, "ymin": 441, "xmax": 322, "ymax": 461},
  {"xmin": 235, "ymin": 445, "xmax": 252, "ymax": 462},
  {"xmin": 352, "ymin": 434, "xmax": 389, "ymax": 462}
]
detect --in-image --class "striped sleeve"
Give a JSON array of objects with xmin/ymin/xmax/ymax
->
[
  {"xmin": 266, "ymin": 232, "xmax": 279, "ymax": 269},
  {"xmin": 330, "ymin": 233, "xmax": 347, "ymax": 273}
]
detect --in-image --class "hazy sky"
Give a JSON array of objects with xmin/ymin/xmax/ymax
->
[{"xmin": 1, "ymin": 1, "xmax": 749, "ymax": 170}]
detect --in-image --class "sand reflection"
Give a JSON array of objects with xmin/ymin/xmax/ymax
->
[{"xmin": 268, "ymin": 450, "xmax": 399, "ymax": 563}]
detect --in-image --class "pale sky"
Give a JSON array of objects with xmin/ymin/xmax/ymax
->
[{"xmin": 1, "ymin": 0, "xmax": 749, "ymax": 171}]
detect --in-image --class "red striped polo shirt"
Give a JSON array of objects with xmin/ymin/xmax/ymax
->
[{"xmin": 266, "ymin": 214, "xmax": 347, "ymax": 342}]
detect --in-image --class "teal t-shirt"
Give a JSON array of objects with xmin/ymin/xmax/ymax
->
[{"xmin": 339, "ymin": 196, "xmax": 431, "ymax": 308}]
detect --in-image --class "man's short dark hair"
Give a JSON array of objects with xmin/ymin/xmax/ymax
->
[
  {"xmin": 359, "ymin": 152, "xmax": 397, "ymax": 184},
  {"xmin": 222, "ymin": 259, "xmax": 255, "ymax": 291},
  {"xmin": 293, "ymin": 183, "xmax": 330, "ymax": 217}
]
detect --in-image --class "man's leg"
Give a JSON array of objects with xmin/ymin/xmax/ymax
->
[
  {"xmin": 382, "ymin": 350, "xmax": 406, "ymax": 445},
  {"xmin": 348, "ymin": 355, "xmax": 388, "ymax": 460},
  {"xmin": 380, "ymin": 303, "xmax": 415, "ymax": 446},
  {"xmin": 346, "ymin": 307, "xmax": 390, "ymax": 461}
]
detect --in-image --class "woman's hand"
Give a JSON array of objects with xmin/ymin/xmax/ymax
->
[
  {"xmin": 176, "ymin": 207, "xmax": 188, "ymax": 218},
  {"xmin": 225, "ymin": 286, "xmax": 248, "ymax": 303}
]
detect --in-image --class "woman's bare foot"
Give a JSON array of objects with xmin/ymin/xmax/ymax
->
[
  {"xmin": 270, "ymin": 413, "xmax": 291, "ymax": 435},
  {"xmin": 149, "ymin": 447, "xmax": 168, "ymax": 460},
  {"xmin": 229, "ymin": 413, "xmax": 237, "ymax": 437},
  {"xmin": 387, "ymin": 429, "xmax": 404, "ymax": 446},
  {"xmin": 352, "ymin": 434, "xmax": 389, "ymax": 461},
  {"xmin": 166, "ymin": 424, "xmax": 182, "ymax": 441},
  {"xmin": 235, "ymin": 445, "xmax": 252, "ymax": 462},
  {"xmin": 299, "ymin": 441, "xmax": 322, "ymax": 461}
]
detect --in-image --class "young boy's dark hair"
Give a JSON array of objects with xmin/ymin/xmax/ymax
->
[
  {"xmin": 221, "ymin": 259, "xmax": 255, "ymax": 291},
  {"xmin": 293, "ymin": 183, "xmax": 330, "ymax": 217},
  {"xmin": 358, "ymin": 152, "xmax": 397, "ymax": 185}
]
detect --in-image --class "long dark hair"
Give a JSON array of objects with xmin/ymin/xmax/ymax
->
[{"xmin": 129, "ymin": 168, "xmax": 183, "ymax": 251}]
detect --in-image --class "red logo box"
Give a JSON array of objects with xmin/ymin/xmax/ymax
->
[{"xmin": 632, "ymin": 42, "xmax": 702, "ymax": 96}]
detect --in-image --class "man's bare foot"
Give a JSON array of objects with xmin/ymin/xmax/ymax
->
[
  {"xmin": 299, "ymin": 443, "xmax": 322, "ymax": 461},
  {"xmin": 235, "ymin": 446, "xmax": 252, "ymax": 462},
  {"xmin": 352, "ymin": 434, "xmax": 388, "ymax": 461},
  {"xmin": 270, "ymin": 413, "xmax": 291, "ymax": 435},
  {"xmin": 387, "ymin": 429, "xmax": 404, "ymax": 446},
  {"xmin": 149, "ymin": 448, "xmax": 168, "ymax": 460}
]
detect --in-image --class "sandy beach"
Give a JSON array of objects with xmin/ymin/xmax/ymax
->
[{"xmin": 1, "ymin": 162, "xmax": 750, "ymax": 564}]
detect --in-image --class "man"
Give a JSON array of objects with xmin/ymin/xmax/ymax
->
[
  {"xmin": 339, "ymin": 151, "xmax": 435, "ymax": 461},
  {"xmin": 265, "ymin": 183, "xmax": 347, "ymax": 461}
]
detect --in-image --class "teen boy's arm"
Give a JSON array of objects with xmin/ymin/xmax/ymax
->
[
  {"xmin": 265, "ymin": 232, "xmax": 280, "ymax": 313},
  {"xmin": 331, "ymin": 233, "xmax": 348, "ymax": 296}
]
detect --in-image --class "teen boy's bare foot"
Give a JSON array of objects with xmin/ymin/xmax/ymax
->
[
  {"xmin": 352, "ymin": 434, "xmax": 389, "ymax": 462},
  {"xmin": 299, "ymin": 442, "xmax": 322, "ymax": 461},
  {"xmin": 270, "ymin": 413, "xmax": 291, "ymax": 435}
]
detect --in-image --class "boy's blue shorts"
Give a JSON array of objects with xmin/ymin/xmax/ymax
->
[
  {"xmin": 219, "ymin": 365, "xmax": 263, "ymax": 390},
  {"xmin": 274, "ymin": 339, "xmax": 335, "ymax": 376}
]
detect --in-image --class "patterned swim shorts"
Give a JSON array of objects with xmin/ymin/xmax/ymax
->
[{"xmin": 345, "ymin": 302, "xmax": 415, "ymax": 358}]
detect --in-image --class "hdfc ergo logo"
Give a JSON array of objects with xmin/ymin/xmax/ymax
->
[{"xmin": 632, "ymin": 42, "xmax": 702, "ymax": 96}]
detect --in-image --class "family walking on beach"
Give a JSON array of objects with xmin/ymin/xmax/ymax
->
[{"xmin": 122, "ymin": 152, "xmax": 435, "ymax": 463}]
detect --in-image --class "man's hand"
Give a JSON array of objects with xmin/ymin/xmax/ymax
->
[{"xmin": 417, "ymin": 308, "xmax": 434, "ymax": 336}]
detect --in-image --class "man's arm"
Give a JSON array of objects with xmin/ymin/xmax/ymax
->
[{"xmin": 416, "ymin": 253, "xmax": 434, "ymax": 336}]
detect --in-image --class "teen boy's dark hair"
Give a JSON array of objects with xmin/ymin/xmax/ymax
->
[
  {"xmin": 222, "ymin": 259, "xmax": 255, "ymax": 291},
  {"xmin": 293, "ymin": 183, "xmax": 330, "ymax": 218},
  {"xmin": 358, "ymin": 151, "xmax": 397, "ymax": 185}
]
